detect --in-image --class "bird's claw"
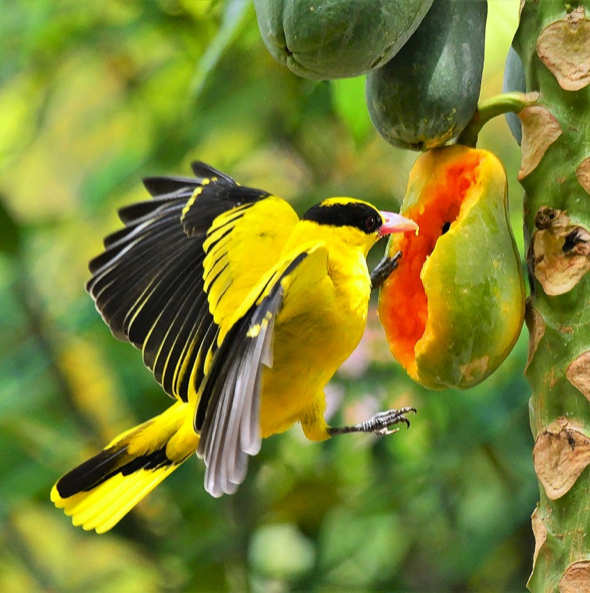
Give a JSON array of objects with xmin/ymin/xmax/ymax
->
[
  {"xmin": 327, "ymin": 406, "xmax": 417, "ymax": 437},
  {"xmin": 370, "ymin": 250, "xmax": 402, "ymax": 291},
  {"xmin": 366, "ymin": 407, "xmax": 416, "ymax": 436}
]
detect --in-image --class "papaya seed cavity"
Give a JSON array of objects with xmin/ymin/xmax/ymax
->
[{"xmin": 382, "ymin": 152, "xmax": 484, "ymax": 374}]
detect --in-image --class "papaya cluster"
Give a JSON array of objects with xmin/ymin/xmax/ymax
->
[
  {"xmin": 254, "ymin": 0, "xmax": 487, "ymax": 150},
  {"xmin": 255, "ymin": 1, "xmax": 526, "ymax": 390}
]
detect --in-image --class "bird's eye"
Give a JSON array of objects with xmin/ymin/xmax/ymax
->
[{"xmin": 365, "ymin": 215, "xmax": 378, "ymax": 232}]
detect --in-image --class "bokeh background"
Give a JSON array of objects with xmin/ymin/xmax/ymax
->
[{"xmin": 0, "ymin": 1, "xmax": 537, "ymax": 591}]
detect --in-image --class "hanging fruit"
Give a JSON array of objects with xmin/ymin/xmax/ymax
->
[
  {"xmin": 379, "ymin": 146, "xmax": 525, "ymax": 389},
  {"xmin": 366, "ymin": 0, "xmax": 487, "ymax": 150},
  {"xmin": 254, "ymin": 0, "xmax": 433, "ymax": 80},
  {"xmin": 502, "ymin": 47, "xmax": 527, "ymax": 146}
]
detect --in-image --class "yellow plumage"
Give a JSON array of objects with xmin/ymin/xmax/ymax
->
[
  {"xmin": 51, "ymin": 401, "xmax": 197, "ymax": 533},
  {"xmin": 52, "ymin": 162, "xmax": 417, "ymax": 532}
]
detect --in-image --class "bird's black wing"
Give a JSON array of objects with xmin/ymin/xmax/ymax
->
[{"xmin": 86, "ymin": 162, "xmax": 270, "ymax": 403}]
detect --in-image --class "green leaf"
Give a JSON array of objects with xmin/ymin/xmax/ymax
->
[{"xmin": 188, "ymin": 0, "xmax": 253, "ymax": 100}]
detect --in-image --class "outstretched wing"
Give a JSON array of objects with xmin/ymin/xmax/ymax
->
[
  {"xmin": 87, "ymin": 161, "xmax": 298, "ymax": 403},
  {"xmin": 195, "ymin": 245, "xmax": 329, "ymax": 498}
]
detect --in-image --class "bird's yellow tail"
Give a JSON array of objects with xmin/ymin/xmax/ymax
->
[{"xmin": 51, "ymin": 401, "xmax": 198, "ymax": 533}]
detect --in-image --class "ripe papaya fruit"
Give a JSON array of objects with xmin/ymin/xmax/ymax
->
[
  {"xmin": 254, "ymin": 0, "xmax": 434, "ymax": 80},
  {"xmin": 502, "ymin": 47, "xmax": 526, "ymax": 146},
  {"xmin": 366, "ymin": 0, "xmax": 487, "ymax": 150},
  {"xmin": 378, "ymin": 146, "xmax": 525, "ymax": 390}
]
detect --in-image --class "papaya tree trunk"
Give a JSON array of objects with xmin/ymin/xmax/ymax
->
[{"xmin": 512, "ymin": 1, "xmax": 590, "ymax": 591}]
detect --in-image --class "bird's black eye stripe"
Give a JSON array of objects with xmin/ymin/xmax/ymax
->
[{"xmin": 302, "ymin": 202, "xmax": 382, "ymax": 235}]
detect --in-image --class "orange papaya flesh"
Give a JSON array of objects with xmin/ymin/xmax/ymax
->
[{"xmin": 379, "ymin": 146, "xmax": 525, "ymax": 390}]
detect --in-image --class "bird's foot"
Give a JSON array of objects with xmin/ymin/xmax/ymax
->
[
  {"xmin": 370, "ymin": 250, "xmax": 402, "ymax": 291},
  {"xmin": 328, "ymin": 406, "xmax": 416, "ymax": 437}
]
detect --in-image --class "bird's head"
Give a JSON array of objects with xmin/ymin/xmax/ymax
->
[{"xmin": 301, "ymin": 198, "xmax": 418, "ymax": 256}]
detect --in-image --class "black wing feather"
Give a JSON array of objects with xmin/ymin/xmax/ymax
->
[
  {"xmin": 86, "ymin": 163, "xmax": 268, "ymax": 402},
  {"xmin": 118, "ymin": 191, "xmax": 193, "ymax": 224},
  {"xmin": 141, "ymin": 175, "xmax": 206, "ymax": 198},
  {"xmin": 191, "ymin": 161, "xmax": 236, "ymax": 186}
]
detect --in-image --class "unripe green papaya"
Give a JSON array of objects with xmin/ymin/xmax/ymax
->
[
  {"xmin": 378, "ymin": 146, "xmax": 525, "ymax": 390},
  {"xmin": 366, "ymin": 0, "xmax": 487, "ymax": 150},
  {"xmin": 254, "ymin": 0, "xmax": 434, "ymax": 80},
  {"xmin": 502, "ymin": 47, "xmax": 526, "ymax": 146}
]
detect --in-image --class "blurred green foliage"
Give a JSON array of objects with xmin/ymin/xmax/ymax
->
[{"xmin": 0, "ymin": 1, "xmax": 536, "ymax": 591}]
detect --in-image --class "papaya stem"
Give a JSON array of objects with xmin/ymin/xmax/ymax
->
[{"xmin": 457, "ymin": 92, "xmax": 539, "ymax": 147}]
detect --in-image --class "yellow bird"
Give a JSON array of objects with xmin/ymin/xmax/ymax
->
[{"xmin": 51, "ymin": 162, "xmax": 418, "ymax": 533}]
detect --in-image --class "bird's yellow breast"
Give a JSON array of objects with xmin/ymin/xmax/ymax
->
[{"xmin": 257, "ymin": 225, "xmax": 373, "ymax": 438}]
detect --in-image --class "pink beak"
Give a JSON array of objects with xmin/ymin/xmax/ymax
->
[{"xmin": 379, "ymin": 211, "xmax": 419, "ymax": 236}]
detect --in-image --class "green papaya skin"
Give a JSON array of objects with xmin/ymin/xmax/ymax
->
[
  {"xmin": 254, "ymin": 0, "xmax": 434, "ymax": 80},
  {"xmin": 415, "ymin": 154, "xmax": 524, "ymax": 389},
  {"xmin": 502, "ymin": 47, "xmax": 526, "ymax": 146},
  {"xmin": 366, "ymin": 0, "xmax": 488, "ymax": 150}
]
